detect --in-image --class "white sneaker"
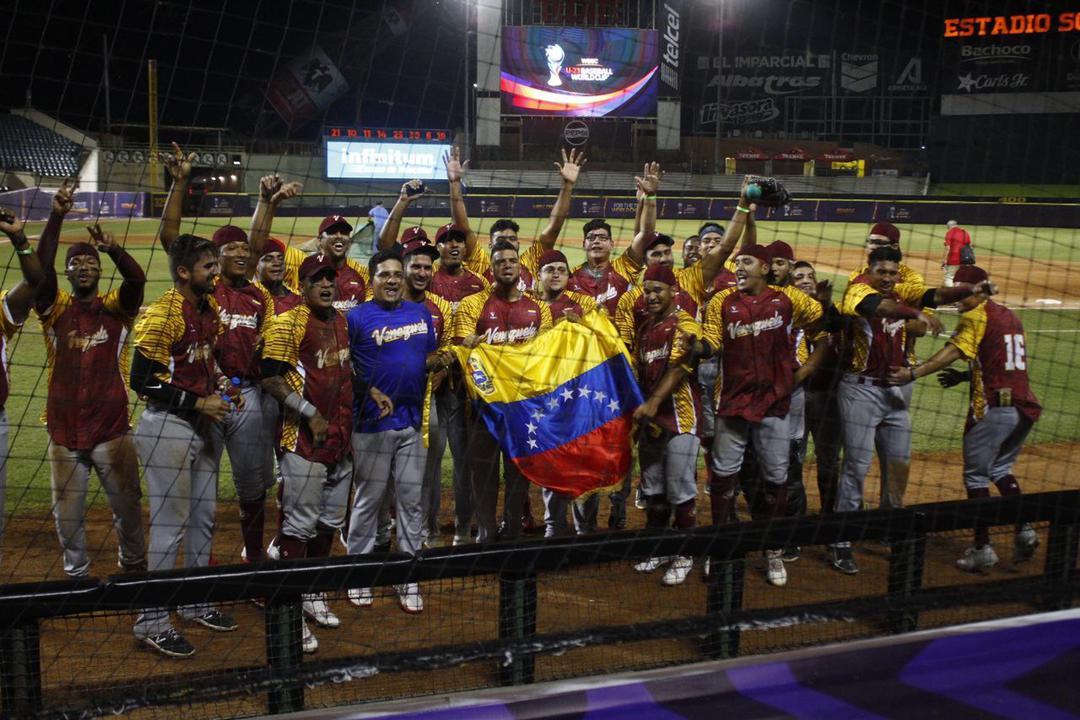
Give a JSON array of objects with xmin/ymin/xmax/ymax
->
[
  {"xmin": 661, "ymin": 556, "xmax": 693, "ymax": 586},
  {"xmin": 452, "ymin": 534, "xmax": 471, "ymax": 546},
  {"xmin": 1014, "ymin": 524, "xmax": 1039, "ymax": 564},
  {"xmin": 302, "ymin": 594, "xmax": 340, "ymax": 628},
  {"xmin": 765, "ymin": 549, "xmax": 788, "ymax": 587},
  {"xmin": 348, "ymin": 587, "xmax": 373, "ymax": 608},
  {"xmin": 396, "ymin": 583, "xmax": 424, "ymax": 614},
  {"xmin": 265, "ymin": 537, "xmax": 280, "ymax": 561},
  {"xmin": 957, "ymin": 544, "xmax": 999, "ymax": 573},
  {"xmin": 301, "ymin": 618, "xmax": 318, "ymax": 654},
  {"xmin": 633, "ymin": 556, "xmax": 673, "ymax": 573}
]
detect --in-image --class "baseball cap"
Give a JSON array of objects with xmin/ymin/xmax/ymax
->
[
  {"xmin": 644, "ymin": 232, "xmax": 675, "ymax": 251},
  {"xmin": 401, "ymin": 234, "xmax": 439, "ymax": 261},
  {"xmin": 867, "ymin": 222, "xmax": 900, "ymax": 245},
  {"xmin": 66, "ymin": 242, "xmax": 99, "ymax": 264},
  {"xmin": 766, "ymin": 240, "xmax": 794, "ymax": 261},
  {"xmin": 400, "ymin": 226, "xmax": 429, "ymax": 245},
  {"xmin": 953, "ymin": 265, "xmax": 988, "ymax": 285},
  {"xmin": 434, "ymin": 223, "xmax": 467, "ymax": 245},
  {"xmin": 212, "ymin": 225, "xmax": 249, "ymax": 248},
  {"xmin": 298, "ymin": 253, "xmax": 337, "ymax": 282},
  {"xmin": 537, "ymin": 249, "xmax": 569, "ymax": 270},
  {"xmin": 261, "ymin": 237, "xmax": 287, "ymax": 258},
  {"xmin": 643, "ymin": 264, "xmax": 677, "ymax": 286},
  {"xmin": 736, "ymin": 244, "xmax": 772, "ymax": 265},
  {"xmin": 318, "ymin": 215, "xmax": 353, "ymax": 236}
]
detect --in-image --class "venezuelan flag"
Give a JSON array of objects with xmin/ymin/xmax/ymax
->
[{"xmin": 455, "ymin": 312, "xmax": 643, "ymax": 498}]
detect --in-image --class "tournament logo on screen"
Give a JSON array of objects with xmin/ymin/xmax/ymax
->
[{"xmin": 501, "ymin": 27, "xmax": 659, "ymax": 117}]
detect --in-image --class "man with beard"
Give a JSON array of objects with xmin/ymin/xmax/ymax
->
[
  {"xmin": 452, "ymin": 240, "xmax": 553, "ymax": 543},
  {"xmin": 32, "ymin": 182, "xmax": 145, "ymax": 579},
  {"xmin": 681, "ymin": 235, "xmax": 702, "ymax": 268},
  {"xmin": 261, "ymin": 254, "xmax": 355, "ymax": 653},
  {"xmin": 131, "ymin": 233, "xmax": 240, "ymax": 657}
]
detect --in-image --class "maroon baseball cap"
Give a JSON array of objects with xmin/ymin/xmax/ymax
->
[
  {"xmin": 261, "ymin": 237, "xmax": 287, "ymax": 257},
  {"xmin": 318, "ymin": 214, "xmax": 353, "ymax": 236},
  {"xmin": 400, "ymin": 226, "xmax": 429, "ymax": 245},
  {"xmin": 643, "ymin": 232, "xmax": 675, "ymax": 251},
  {"xmin": 401, "ymin": 234, "xmax": 439, "ymax": 261},
  {"xmin": 766, "ymin": 240, "xmax": 794, "ymax": 261},
  {"xmin": 953, "ymin": 265, "xmax": 988, "ymax": 285},
  {"xmin": 868, "ymin": 222, "xmax": 900, "ymax": 245},
  {"xmin": 643, "ymin": 264, "xmax": 677, "ymax": 286},
  {"xmin": 298, "ymin": 253, "xmax": 337, "ymax": 282},
  {"xmin": 736, "ymin": 244, "xmax": 772, "ymax": 265},
  {"xmin": 434, "ymin": 223, "xmax": 467, "ymax": 244},
  {"xmin": 537, "ymin": 249, "xmax": 569, "ymax": 269},
  {"xmin": 212, "ymin": 224, "xmax": 249, "ymax": 248}
]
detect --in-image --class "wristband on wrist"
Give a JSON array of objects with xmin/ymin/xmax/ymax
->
[
  {"xmin": 284, "ymin": 391, "xmax": 317, "ymax": 419},
  {"xmin": 736, "ymin": 206, "xmax": 750, "ymax": 213},
  {"xmin": 15, "ymin": 247, "xmax": 33, "ymax": 256},
  {"xmin": 644, "ymin": 195, "xmax": 657, "ymax": 201}
]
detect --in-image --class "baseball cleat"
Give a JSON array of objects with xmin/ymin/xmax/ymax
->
[
  {"xmin": 1014, "ymin": 524, "xmax": 1039, "ymax": 564},
  {"xmin": 142, "ymin": 629, "xmax": 195, "ymax": 658},
  {"xmin": 634, "ymin": 486, "xmax": 646, "ymax": 510},
  {"xmin": 303, "ymin": 594, "xmax": 340, "ymax": 628},
  {"xmin": 661, "ymin": 556, "xmax": 693, "ymax": 586},
  {"xmin": 396, "ymin": 583, "xmax": 424, "ymax": 614},
  {"xmin": 766, "ymin": 550, "xmax": 788, "ymax": 587},
  {"xmin": 189, "ymin": 609, "xmax": 239, "ymax": 632},
  {"xmin": 956, "ymin": 544, "xmax": 999, "ymax": 574},
  {"xmin": 830, "ymin": 547, "xmax": 859, "ymax": 575},
  {"xmin": 633, "ymin": 556, "xmax": 673, "ymax": 573},
  {"xmin": 348, "ymin": 587, "xmax": 374, "ymax": 608},
  {"xmin": 452, "ymin": 533, "xmax": 472, "ymax": 546},
  {"xmin": 301, "ymin": 619, "xmax": 318, "ymax": 654}
]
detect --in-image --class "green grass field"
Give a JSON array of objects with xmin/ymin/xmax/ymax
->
[{"xmin": 1, "ymin": 215, "xmax": 1077, "ymax": 510}]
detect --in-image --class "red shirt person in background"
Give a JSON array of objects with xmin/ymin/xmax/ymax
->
[{"xmin": 942, "ymin": 220, "xmax": 972, "ymax": 287}]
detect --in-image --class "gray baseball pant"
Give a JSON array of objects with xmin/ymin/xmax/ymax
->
[
  {"xmin": 49, "ymin": 433, "xmax": 146, "ymax": 577},
  {"xmin": 133, "ymin": 407, "xmax": 220, "ymax": 639},
  {"xmin": 348, "ymin": 428, "xmax": 425, "ymax": 557},
  {"xmin": 279, "ymin": 451, "xmax": 352, "ymax": 541},
  {"xmin": 542, "ymin": 488, "xmax": 600, "ymax": 537},
  {"xmin": 835, "ymin": 377, "xmax": 912, "ymax": 519},
  {"xmin": 641, "ymin": 432, "xmax": 701, "ymax": 505},
  {"xmin": 963, "ymin": 407, "xmax": 1033, "ymax": 491},
  {"xmin": 422, "ymin": 396, "xmax": 446, "ymax": 539},
  {"xmin": 697, "ymin": 358, "xmax": 719, "ymax": 440},
  {"xmin": 712, "ymin": 415, "xmax": 791, "ymax": 484},
  {"xmin": 207, "ymin": 384, "xmax": 272, "ymax": 502},
  {"xmin": 435, "ymin": 382, "xmax": 474, "ymax": 535}
]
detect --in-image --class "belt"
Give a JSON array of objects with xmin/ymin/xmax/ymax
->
[
  {"xmin": 843, "ymin": 373, "xmax": 888, "ymax": 388},
  {"xmin": 145, "ymin": 401, "xmax": 199, "ymax": 425}
]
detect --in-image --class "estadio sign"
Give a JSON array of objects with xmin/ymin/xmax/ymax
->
[{"xmin": 944, "ymin": 13, "xmax": 1080, "ymax": 37}]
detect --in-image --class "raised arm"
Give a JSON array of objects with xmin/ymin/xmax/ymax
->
[
  {"xmin": 34, "ymin": 181, "xmax": 78, "ymax": 311},
  {"xmin": 444, "ymin": 146, "xmax": 477, "ymax": 249},
  {"xmin": 0, "ymin": 207, "xmax": 45, "ymax": 323},
  {"xmin": 378, "ymin": 179, "xmax": 425, "ymax": 250},
  {"xmin": 699, "ymin": 181, "xmax": 758, "ymax": 285},
  {"xmin": 249, "ymin": 174, "xmax": 303, "ymax": 256},
  {"xmin": 536, "ymin": 148, "xmax": 586, "ymax": 250},
  {"xmin": 89, "ymin": 224, "xmax": 145, "ymax": 316},
  {"xmin": 157, "ymin": 142, "xmax": 198, "ymax": 252}
]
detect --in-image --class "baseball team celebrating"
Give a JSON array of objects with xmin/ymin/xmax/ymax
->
[{"xmin": 0, "ymin": 142, "xmax": 1041, "ymax": 659}]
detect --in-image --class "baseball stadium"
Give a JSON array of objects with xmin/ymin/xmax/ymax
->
[{"xmin": 0, "ymin": 1, "xmax": 1078, "ymax": 718}]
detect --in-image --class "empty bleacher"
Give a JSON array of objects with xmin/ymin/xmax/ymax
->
[{"xmin": 0, "ymin": 114, "xmax": 83, "ymax": 178}]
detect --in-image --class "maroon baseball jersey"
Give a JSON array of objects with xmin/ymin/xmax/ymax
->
[
  {"xmin": 214, "ymin": 280, "xmax": 268, "ymax": 381},
  {"xmin": 133, "ymin": 289, "xmax": 221, "ymax": 400},
  {"xmin": 567, "ymin": 253, "xmax": 640, "ymax": 316},
  {"xmin": 452, "ymin": 289, "xmax": 553, "ymax": 346},
  {"xmin": 333, "ymin": 262, "xmax": 368, "ymax": 314},
  {"xmin": 260, "ymin": 284, "xmax": 302, "ymax": 316},
  {"xmin": 949, "ymin": 299, "xmax": 1041, "ymax": 426},
  {"xmin": 705, "ymin": 267, "xmax": 739, "ymax": 302},
  {"xmin": 546, "ymin": 290, "xmax": 595, "ymax": 323},
  {"xmin": 703, "ymin": 286, "xmax": 823, "ymax": 422},
  {"xmin": 262, "ymin": 306, "xmax": 353, "ymax": 464},
  {"xmin": 430, "ymin": 266, "xmax": 488, "ymax": 311},
  {"xmin": 39, "ymin": 289, "xmax": 133, "ymax": 450},
  {"xmin": 840, "ymin": 277, "xmax": 925, "ymax": 378},
  {"xmin": 635, "ymin": 310, "xmax": 702, "ymax": 435}
]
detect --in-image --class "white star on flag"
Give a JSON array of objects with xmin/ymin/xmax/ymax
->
[
  {"xmin": 547, "ymin": 397, "xmax": 559, "ymax": 410},
  {"xmin": 593, "ymin": 390, "xmax": 606, "ymax": 403},
  {"xmin": 526, "ymin": 421, "xmax": 537, "ymax": 435},
  {"xmin": 527, "ymin": 438, "xmax": 538, "ymax": 449},
  {"xmin": 531, "ymin": 409, "xmax": 544, "ymax": 421},
  {"xmin": 608, "ymin": 399, "xmax": 620, "ymax": 413},
  {"xmin": 579, "ymin": 386, "xmax": 591, "ymax": 399},
  {"xmin": 561, "ymin": 388, "xmax": 575, "ymax": 401}
]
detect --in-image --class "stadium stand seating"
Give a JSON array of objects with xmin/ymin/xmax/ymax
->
[{"xmin": 0, "ymin": 113, "xmax": 83, "ymax": 177}]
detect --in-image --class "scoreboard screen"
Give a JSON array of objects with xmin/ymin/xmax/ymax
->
[{"xmin": 324, "ymin": 127, "xmax": 451, "ymax": 180}]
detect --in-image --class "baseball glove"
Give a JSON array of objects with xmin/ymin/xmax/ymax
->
[{"xmin": 745, "ymin": 175, "xmax": 792, "ymax": 207}]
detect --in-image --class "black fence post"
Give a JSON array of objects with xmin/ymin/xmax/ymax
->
[
  {"xmin": 1042, "ymin": 521, "xmax": 1079, "ymax": 611},
  {"xmin": 265, "ymin": 595, "xmax": 305, "ymax": 714},
  {"xmin": 498, "ymin": 571, "xmax": 537, "ymax": 686},
  {"xmin": 0, "ymin": 619, "xmax": 43, "ymax": 717},
  {"xmin": 704, "ymin": 553, "xmax": 744, "ymax": 660},
  {"xmin": 886, "ymin": 515, "xmax": 926, "ymax": 635}
]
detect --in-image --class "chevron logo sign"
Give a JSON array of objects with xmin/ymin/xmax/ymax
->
[{"xmin": 840, "ymin": 53, "xmax": 878, "ymax": 92}]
